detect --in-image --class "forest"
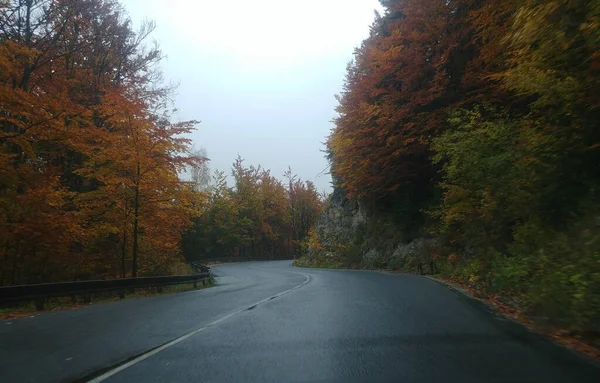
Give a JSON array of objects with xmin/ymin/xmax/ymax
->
[
  {"xmin": 314, "ymin": 0, "xmax": 600, "ymax": 337},
  {"xmin": 2, "ymin": 0, "xmax": 598, "ymax": 343},
  {"xmin": 0, "ymin": 0, "xmax": 322, "ymax": 286}
]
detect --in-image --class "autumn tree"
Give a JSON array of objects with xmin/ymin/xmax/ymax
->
[
  {"xmin": 182, "ymin": 162, "xmax": 323, "ymax": 262},
  {"xmin": 189, "ymin": 146, "xmax": 211, "ymax": 192},
  {"xmin": 431, "ymin": 0, "xmax": 600, "ymax": 331},
  {"xmin": 326, "ymin": 0, "xmax": 600, "ymax": 334},
  {"xmin": 0, "ymin": 0, "xmax": 202, "ymax": 284},
  {"xmin": 285, "ymin": 167, "xmax": 323, "ymax": 258}
]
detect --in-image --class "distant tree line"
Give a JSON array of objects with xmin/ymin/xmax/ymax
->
[{"xmin": 183, "ymin": 158, "xmax": 324, "ymax": 262}]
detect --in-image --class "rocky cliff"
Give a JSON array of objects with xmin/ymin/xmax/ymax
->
[{"xmin": 304, "ymin": 186, "xmax": 437, "ymax": 270}]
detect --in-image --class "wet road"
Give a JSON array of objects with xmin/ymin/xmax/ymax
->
[{"xmin": 1, "ymin": 261, "xmax": 598, "ymax": 382}]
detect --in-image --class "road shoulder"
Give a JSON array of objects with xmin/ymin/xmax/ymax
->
[{"xmin": 424, "ymin": 274, "xmax": 600, "ymax": 366}]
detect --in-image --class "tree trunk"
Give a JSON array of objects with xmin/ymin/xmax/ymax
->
[
  {"xmin": 121, "ymin": 231, "xmax": 127, "ymax": 278},
  {"xmin": 192, "ymin": 228, "xmax": 196, "ymax": 259},
  {"xmin": 11, "ymin": 240, "xmax": 19, "ymax": 285},
  {"xmin": 19, "ymin": 0, "xmax": 33, "ymax": 92},
  {"xmin": 132, "ymin": 163, "xmax": 141, "ymax": 278}
]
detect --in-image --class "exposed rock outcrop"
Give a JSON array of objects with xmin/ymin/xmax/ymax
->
[{"xmin": 306, "ymin": 186, "xmax": 437, "ymax": 270}]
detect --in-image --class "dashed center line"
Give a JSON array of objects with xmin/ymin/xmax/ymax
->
[{"xmin": 87, "ymin": 273, "xmax": 311, "ymax": 383}]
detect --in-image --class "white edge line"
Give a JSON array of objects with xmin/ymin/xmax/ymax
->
[{"xmin": 88, "ymin": 273, "xmax": 311, "ymax": 383}]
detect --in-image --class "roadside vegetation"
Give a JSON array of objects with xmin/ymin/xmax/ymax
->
[
  {"xmin": 299, "ymin": 0, "xmax": 600, "ymax": 349},
  {"xmin": 0, "ymin": 0, "xmax": 323, "ymax": 288},
  {"xmin": 3, "ymin": 0, "xmax": 598, "ymax": 356}
]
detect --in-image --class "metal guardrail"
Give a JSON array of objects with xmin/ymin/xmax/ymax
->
[
  {"xmin": 0, "ymin": 258, "xmax": 436, "ymax": 312},
  {"xmin": 0, "ymin": 272, "xmax": 212, "ymax": 310},
  {"xmin": 191, "ymin": 262, "xmax": 213, "ymax": 273},
  {"xmin": 1, "ymin": 257, "xmax": 293, "ymax": 311}
]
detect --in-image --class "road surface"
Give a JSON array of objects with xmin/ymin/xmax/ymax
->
[{"xmin": 1, "ymin": 261, "xmax": 598, "ymax": 382}]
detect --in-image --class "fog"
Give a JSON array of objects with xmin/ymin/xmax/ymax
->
[{"xmin": 123, "ymin": 0, "xmax": 382, "ymax": 192}]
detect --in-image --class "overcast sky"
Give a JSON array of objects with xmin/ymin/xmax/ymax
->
[{"xmin": 123, "ymin": 0, "xmax": 382, "ymax": 192}]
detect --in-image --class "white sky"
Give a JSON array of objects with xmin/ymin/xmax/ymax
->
[{"xmin": 123, "ymin": 0, "xmax": 382, "ymax": 192}]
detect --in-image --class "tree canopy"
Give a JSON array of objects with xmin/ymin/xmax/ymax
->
[
  {"xmin": 327, "ymin": 0, "xmax": 600, "ymax": 334},
  {"xmin": 0, "ymin": 0, "xmax": 324, "ymax": 285}
]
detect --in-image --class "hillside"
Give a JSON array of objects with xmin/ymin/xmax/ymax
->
[{"xmin": 300, "ymin": 0, "xmax": 600, "ymax": 348}]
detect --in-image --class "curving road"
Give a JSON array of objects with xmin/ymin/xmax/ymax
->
[{"xmin": 1, "ymin": 261, "xmax": 598, "ymax": 382}]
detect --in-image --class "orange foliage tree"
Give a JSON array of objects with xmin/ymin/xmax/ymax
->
[
  {"xmin": 328, "ymin": 0, "xmax": 518, "ymax": 222},
  {"xmin": 0, "ymin": 0, "xmax": 202, "ymax": 284},
  {"xmin": 182, "ymin": 160, "xmax": 324, "ymax": 262},
  {"xmin": 327, "ymin": 0, "xmax": 600, "ymax": 333}
]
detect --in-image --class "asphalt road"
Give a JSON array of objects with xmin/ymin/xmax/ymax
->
[{"xmin": 1, "ymin": 261, "xmax": 598, "ymax": 383}]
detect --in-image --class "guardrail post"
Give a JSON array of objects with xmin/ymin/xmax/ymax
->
[
  {"xmin": 35, "ymin": 297, "xmax": 45, "ymax": 311},
  {"xmin": 119, "ymin": 289, "xmax": 125, "ymax": 299},
  {"xmin": 157, "ymin": 286, "xmax": 163, "ymax": 293},
  {"xmin": 201, "ymin": 279, "xmax": 206, "ymax": 287},
  {"xmin": 193, "ymin": 280, "xmax": 197, "ymax": 288},
  {"xmin": 84, "ymin": 293, "xmax": 91, "ymax": 304}
]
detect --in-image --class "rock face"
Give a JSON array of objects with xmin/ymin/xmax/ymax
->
[
  {"xmin": 314, "ymin": 194, "xmax": 366, "ymax": 248},
  {"xmin": 361, "ymin": 234, "xmax": 438, "ymax": 270},
  {"xmin": 307, "ymin": 186, "xmax": 437, "ymax": 270},
  {"xmin": 303, "ymin": 189, "xmax": 367, "ymax": 265}
]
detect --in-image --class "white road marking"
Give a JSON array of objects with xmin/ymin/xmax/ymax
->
[{"xmin": 87, "ymin": 273, "xmax": 311, "ymax": 383}]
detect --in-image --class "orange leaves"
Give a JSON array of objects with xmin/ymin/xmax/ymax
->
[
  {"xmin": 183, "ymin": 162, "xmax": 324, "ymax": 261},
  {"xmin": 0, "ymin": 41, "xmax": 37, "ymax": 82},
  {"xmin": 0, "ymin": 0, "xmax": 202, "ymax": 284},
  {"xmin": 329, "ymin": 0, "xmax": 494, "ymax": 201}
]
